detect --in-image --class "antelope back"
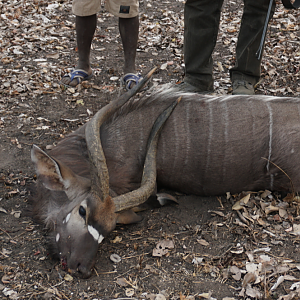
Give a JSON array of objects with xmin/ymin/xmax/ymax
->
[{"xmin": 102, "ymin": 87, "xmax": 300, "ymax": 196}]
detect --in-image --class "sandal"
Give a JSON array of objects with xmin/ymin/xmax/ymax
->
[
  {"xmin": 60, "ymin": 69, "xmax": 93, "ymax": 87},
  {"xmin": 122, "ymin": 73, "xmax": 143, "ymax": 90}
]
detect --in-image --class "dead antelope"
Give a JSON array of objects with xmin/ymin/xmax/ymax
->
[{"xmin": 31, "ymin": 69, "xmax": 300, "ymax": 277}]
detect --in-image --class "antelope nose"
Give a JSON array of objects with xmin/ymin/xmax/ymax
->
[
  {"xmin": 67, "ymin": 255, "xmax": 94, "ymax": 278},
  {"xmin": 66, "ymin": 262, "xmax": 92, "ymax": 278},
  {"xmin": 77, "ymin": 264, "xmax": 92, "ymax": 278}
]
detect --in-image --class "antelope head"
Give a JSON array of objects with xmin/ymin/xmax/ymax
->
[{"xmin": 31, "ymin": 68, "xmax": 180, "ymax": 278}]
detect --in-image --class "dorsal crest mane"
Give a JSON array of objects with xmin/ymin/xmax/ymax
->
[{"xmin": 107, "ymin": 84, "xmax": 300, "ymax": 126}]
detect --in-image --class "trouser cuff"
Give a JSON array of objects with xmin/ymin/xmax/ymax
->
[
  {"xmin": 230, "ymin": 71, "xmax": 259, "ymax": 86},
  {"xmin": 184, "ymin": 75, "xmax": 214, "ymax": 92}
]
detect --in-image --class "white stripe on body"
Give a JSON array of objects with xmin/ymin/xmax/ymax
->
[
  {"xmin": 266, "ymin": 102, "xmax": 274, "ymax": 189},
  {"xmin": 205, "ymin": 102, "xmax": 213, "ymax": 179},
  {"xmin": 222, "ymin": 101, "xmax": 229, "ymax": 179},
  {"xmin": 184, "ymin": 102, "xmax": 191, "ymax": 167},
  {"xmin": 171, "ymin": 107, "xmax": 180, "ymax": 173},
  {"xmin": 138, "ymin": 109, "xmax": 144, "ymax": 153},
  {"xmin": 114, "ymin": 124, "xmax": 124, "ymax": 156}
]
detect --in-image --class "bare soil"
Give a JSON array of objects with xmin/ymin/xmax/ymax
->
[{"xmin": 1, "ymin": 0, "xmax": 300, "ymax": 299}]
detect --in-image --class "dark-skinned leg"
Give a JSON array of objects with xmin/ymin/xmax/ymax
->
[
  {"xmin": 61, "ymin": 14, "xmax": 96, "ymax": 87},
  {"xmin": 119, "ymin": 16, "xmax": 139, "ymax": 75}
]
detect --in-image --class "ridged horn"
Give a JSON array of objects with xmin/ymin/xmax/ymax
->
[
  {"xmin": 113, "ymin": 96, "xmax": 182, "ymax": 212},
  {"xmin": 85, "ymin": 67, "xmax": 157, "ymax": 199}
]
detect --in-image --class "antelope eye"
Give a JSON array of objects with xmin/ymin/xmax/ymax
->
[{"xmin": 79, "ymin": 206, "xmax": 86, "ymax": 218}]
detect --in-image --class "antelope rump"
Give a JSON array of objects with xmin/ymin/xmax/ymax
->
[{"xmin": 30, "ymin": 70, "xmax": 300, "ymax": 278}]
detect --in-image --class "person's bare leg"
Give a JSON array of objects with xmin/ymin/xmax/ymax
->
[
  {"xmin": 119, "ymin": 16, "xmax": 139, "ymax": 75},
  {"xmin": 61, "ymin": 15, "xmax": 96, "ymax": 87}
]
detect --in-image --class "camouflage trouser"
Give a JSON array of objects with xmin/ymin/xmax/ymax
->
[{"xmin": 183, "ymin": 0, "xmax": 276, "ymax": 91}]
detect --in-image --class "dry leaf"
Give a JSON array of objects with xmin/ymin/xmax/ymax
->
[
  {"xmin": 0, "ymin": 207, "xmax": 7, "ymax": 214},
  {"xmin": 125, "ymin": 288, "xmax": 135, "ymax": 297},
  {"xmin": 2, "ymin": 287, "xmax": 18, "ymax": 298},
  {"xmin": 2, "ymin": 274, "xmax": 14, "ymax": 284},
  {"xmin": 241, "ymin": 194, "xmax": 250, "ymax": 204},
  {"xmin": 210, "ymin": 210, "xmax": 225, "ymax": 217},
  {"xmin": 197, "ymin": 239, "xmax": 209, "ymax": 246},
  {"xmin": 1, "ymin": 248, "xmax": 12, "ymax": 256},
  {"xmin": 197, "ymin": 292, "xmax": 211, "ymax": 299},
  {"xmin": 232, "ymin": 194, "xmax": 250, "ymax": 210},
  {"xmin": 232, "ymin": 201, "xmax": 243, "ymax": 211},
  {"xmin": 271, "ymin": 275, "xmax": 298, "ymax": 291},
  {"xmin": 192, "ymin": 257, "xmax": 204, "ymax": 265},
  {"xmin": 160, "ymin": 63, "xmax": 168, "ymax": 70},
  {"xmin": 155, "ymin": 294, "xmax": 167, "ymax": 300},
  {"xmin": 265, "ymin": 205, "xmax": 279, "ymax": 215},
  {"xmin": 152, "ymin": 240, "xmax": 174, "ymax": 257},
  {"xmin": 291, "ymin": 224, "xmax": 300, "ymax": 235},
  {"xmin": 230, "ymin": 266, "xmax": 241, "ymax": 281},
  {"xmin": 111, "ymin": 236, "xmax": 122, "ymax": 243},
  {"xmin": 242, "ymin": 272, "xmax": 256, "ymax": 287},
  {"xmin": 76, "ymin": 99, "xmax": 84, "ymax": 105},
  {"xmin": 230, "ymin": 245, "xmax": 244, "ymax": 254},
  {"xmin": 64, "ymin": 274, "xmax": 73, "ymax": 281},
  {"xmin": 110, "ymin": 253, "xmax": 121, "ymax": 263},
  {"xmin": 46, "ymin": 53, "xmax": 60, "ymax": 59},
  {"xmin": 11, "ymin": 210, "xmax": 21, "ymax": 218},
  {"xmin": 246, "ymin": 262, "xmax": 258, "ymax": 273},
  {"xmin": 245, "ymin": 285, "xmax": 262, "ymax": 298},
  {"xmin": 116, "ymin": 277, "xmax": 129, "ymax": 287},
  {"xmin": 257, "ymin": 218, "xmax": 266, "ymax": 226},
  {"xmin": 261, "ymin": 190, "xmax": 271, "ymax": 198},
  {"xmin": 290, "ymin": 282, "xmax": 300, "ymax": 290}
]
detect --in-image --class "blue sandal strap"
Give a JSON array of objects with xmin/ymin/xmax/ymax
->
[
  {"xmin": 123, "ymin": 73, "xmax": 143, "ymax": 90},
  {"xmin": 61, "ymin": 69, "xmax": 93, "ymax": 87}
]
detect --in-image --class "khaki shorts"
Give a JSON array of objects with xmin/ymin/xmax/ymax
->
[{"xmin": 72, "ymin": 0, "xmax": 139, "ymax": 18}]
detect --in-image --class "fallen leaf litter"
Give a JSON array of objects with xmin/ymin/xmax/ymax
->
[{"xmin": 0, "ymin": 0, "xmax": 300, "ymax": 299}]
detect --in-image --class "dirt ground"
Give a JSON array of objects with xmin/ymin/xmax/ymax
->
[{"xmin": 1, "ymin": 0, "xmax": 300, "ymax": 299}]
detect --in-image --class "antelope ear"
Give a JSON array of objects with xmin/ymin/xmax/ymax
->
[
  {"xmin": 116, "ymin": 210, "xmax": 142, "ymax": 224},
  {"xmin": 31, "ymin": 145, "xmax": 90, "ymax": 195}
]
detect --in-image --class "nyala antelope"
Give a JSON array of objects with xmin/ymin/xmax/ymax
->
[{"xmin": 31, "ymin": 68, "xmax": 300, "ymax": 277}]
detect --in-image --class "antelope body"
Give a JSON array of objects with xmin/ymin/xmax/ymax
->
[
  {"xmin": 31, "ymin": 78, "xmax": 300, "ymax": 277},
  {"xmin": 90, "ymin": 88, "xmax": 300, "ymax": 195}
]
